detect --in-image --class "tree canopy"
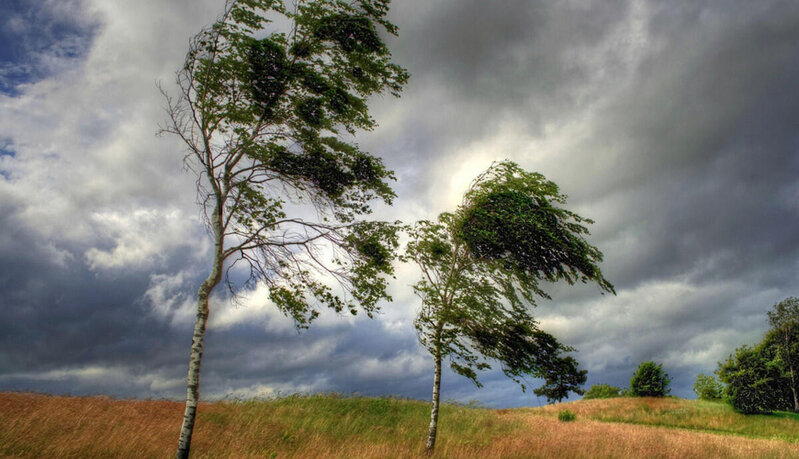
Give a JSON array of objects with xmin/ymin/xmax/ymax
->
[
  {"xmin": 163, "ymin": 0, "xmax": 408, "ymax": 322},
  {"xmin": 404, "ymin": 160, "xmax": 614, "ymax": 451},
  {"xmin": 583, "ymin": 383, "xmax": 624, "ymax": 400},
  {"xmin": 715, "ymin": 297, "xmax": 799, "ymax": 414},
  {"xmin": 767, "ymin": 297, "xmax": 799, "ymax": 411},
  {"xmin": 717, "ymin": 342, "xmax": 790, "ymax": 414},
  {"xmin": 162, "ymin": 1, "xmax": 408, "ymax": 456},
  {"xmin": 693, "ymin": 373, "xmax": 723, "ymax": 401},
  {"xmin": 630, "ymin": 361, "xmax": 671, "ymax": 397}
]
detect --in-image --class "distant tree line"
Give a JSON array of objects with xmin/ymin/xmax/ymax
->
[{"xmin": 583, "ymin": 361, "xmax": 671, "ymax": 399}]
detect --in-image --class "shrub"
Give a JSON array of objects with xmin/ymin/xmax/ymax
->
[
  {"xmin": 583, "ymin": 384, "xmax": 623, "ymax": 400},
  {"xmin": 630, "ymin": 361, "xmax": 671, "ymax": 397},
  {"xmin": 557, "ymin": 410, "xmax": 576, "ymax": 422},
  {"xmin": 693, "ymin": 374, "xmax": 723, "ymax": 400},
  {"xmin": 717, "ymin": 344, "xmax": 791, "ymax": 414}
]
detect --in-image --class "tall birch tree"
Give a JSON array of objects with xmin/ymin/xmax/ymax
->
[
  {"xmin": 404, "ymin": 161, "xmax": 614, "ymax": 452},
  {"xmin": 160, "ymin": 1, "xmax": 407, "ymax": 457}
]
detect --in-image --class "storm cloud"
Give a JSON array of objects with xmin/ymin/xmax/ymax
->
[{"xmin": 1, "ymin": 0, "xmax": 798, "ymax": 406}]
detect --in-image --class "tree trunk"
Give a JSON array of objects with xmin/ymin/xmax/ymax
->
[
  {"xmin": 784, "ymin": 332, "xmax": 798, "ymax": 413},
  {"xmin": 176, "ymin": 208, "xmax": 224, "ymax": 459},
  {"xmin": 425, "ymin": 349, "xmax": 442, "ymax": 453},
  {"xmin": 790, "ymin": 364, "xmax": 798, "ymax": 412}
]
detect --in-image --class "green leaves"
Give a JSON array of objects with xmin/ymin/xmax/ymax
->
[
  {"xmin": 248, "ymin": 38, "xmax": 290, "ymax": 119},
  {"xmin": 166, "ymin": 0, "xmax": 408, "ymax": 329},
  {"xmin": 457, "ymin": 161, "xmax": 614, "ymax": 295},
  {"xmin": 718, "ymin": 344, "xmax": 788, "ymax": 414},
  {"xmin": 583, "ymin": 383, "xmax": 624, "ymax": 400},
  {"xmin": 693, "ymin": 374, "xmax": 723, "ymax": 400},
  {"xmin": 313, "ymin": 13, "xmax": 385, "ymax": 54},
  {"xmin": 717, "ymin": 297, "xmax": 799, "ymax": 414},
  {"xmin": 406, "ymin": 161, "xmax": 611, "ymax": 398},
  {"xmin": 630, "ymin": 361, "xmax": 671, "ymax": 397}
]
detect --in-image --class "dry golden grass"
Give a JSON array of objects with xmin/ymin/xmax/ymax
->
[
  {"xmin": 1, "ymin": 392, "xmax": 798, "ymax": 458},
  {"xmin": 486, "ymin": 413, "xmax": 799, "ymax": 459},
  {"xmin": 528, "ymin": 397, "xmax": 799, "ymax": 442}
]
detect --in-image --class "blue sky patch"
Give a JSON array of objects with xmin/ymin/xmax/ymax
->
[{"xmin": 0, "ymin": 0, "xmax": 98, "ymax": 95}]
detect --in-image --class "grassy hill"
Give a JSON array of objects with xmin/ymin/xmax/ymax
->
[{"xmin": 1, "ymin": 392, "xmax": 798, "ymax": 458}]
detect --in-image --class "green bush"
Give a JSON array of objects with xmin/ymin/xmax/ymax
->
[
  {"xmin": 717, "ymin": 344, "xmax": 791, "ymax": 414},
  {"xmin": 557, "ymin": 409, "xmax": 576, "ymax": 422},
  {"xmin": 693, "ymin": 374, "xmax": 723, "ymax": 400},
  {"xmin": 583, "ymin": 384, "xmax": 623, "ymax": 400},
  {"xmin": 630, "ymin": 361, "xmax": 671, "ymax": 397}
]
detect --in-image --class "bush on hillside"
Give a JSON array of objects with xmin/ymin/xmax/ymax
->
[
  {"xmin": 693, "ymin": 374, "xmax": 723, "ymax": 401},
  {"xmin": 557, "ymin": 409, "xmax": 576, "ymax": 422},
  {"xmin": 583, "ymin": 384, "xmax": 624, "ymax": 400},
  {"xmin": 717, "ymin": 343, "xmax": 792, "ymax": 414},
  {"xmin": 630, "ymin": 361, "xmax": 671, "ymax": 397}
]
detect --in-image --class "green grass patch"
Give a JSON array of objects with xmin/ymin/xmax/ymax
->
[
  {"xmin": 558, "ymin": 410, "xmax": 576, "ymax": 422},
  {"xmin": 214, "ymin": 393, "xmax": 520, "ymax": 453}
]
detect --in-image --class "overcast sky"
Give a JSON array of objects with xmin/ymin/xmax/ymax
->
[{"xmin": 1, "ymin": 0, "xmax": 798, "ymax": 407}]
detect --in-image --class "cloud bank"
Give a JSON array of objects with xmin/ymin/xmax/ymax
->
[{"xmin": 1, "ymin": 0, "xmax": 798, "ymax": 406}]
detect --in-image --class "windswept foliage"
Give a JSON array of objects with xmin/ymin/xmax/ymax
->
[
  {"xmin": 161, "ymin": 1, "xmax": 407, "ymax": 456},
  {"xmin": 405, "ymin": 161, "xmax": 613, "ymax": 451}
]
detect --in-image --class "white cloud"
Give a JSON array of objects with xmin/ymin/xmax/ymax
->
[
  {"xmin": 143, "ymin": 270, "xmax": 197, "ymax": 327},
  {"xmin": 86, "ymin": 208, "xmax": 204, "ymax": 270},
  {"xmin": 353, "ymin": 351, "xmax": 429, "ymax": 381}
]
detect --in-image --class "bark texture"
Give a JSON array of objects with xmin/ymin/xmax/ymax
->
[
  {"xmin": 425, "ymin": 349, "xmax": 442, "ymax": 453},
  {"xmin": 176, "ymin": 209, "xmax": 224, "ymax": 459}
]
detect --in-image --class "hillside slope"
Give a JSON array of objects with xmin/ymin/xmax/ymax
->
[{"xmin": 1, "ymin": 392, "xmax": 797, "ymax": 458}]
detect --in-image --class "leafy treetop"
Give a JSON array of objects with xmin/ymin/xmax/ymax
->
[
  {"xmin": 162, "ymin": 0, "xmax": 409, "ymax": 326},
  {"xmin": 630, "ymin": 361, "xmax": 671, "ymax": 397},
  {"xmin": 404, "ymin": 161, "xmax": 612, "ymax": 392}
]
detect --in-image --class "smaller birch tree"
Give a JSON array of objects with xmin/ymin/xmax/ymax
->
[{"xmin": 404, "ymin": 161, "xmax": 614, "ymax": 453}]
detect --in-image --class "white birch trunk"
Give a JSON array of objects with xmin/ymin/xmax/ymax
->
[
  {"xmin": 425, "ymin": 349, "xmax": 442, "ymax": 453},
  {"xmin": 176, "ymin": 207, "xmax": 224, "ymax": 459}
]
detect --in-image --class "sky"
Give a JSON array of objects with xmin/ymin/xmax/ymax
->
[{"xmin": 1, "ymin": 0, "xmax": 798, "ymax": 408}]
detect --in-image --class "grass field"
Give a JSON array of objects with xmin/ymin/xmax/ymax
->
[
  {"xmin": 1, "ymin": 392, "xmax": 798, "ymax": 458},
  {"xmin": 529, "ymin": 397, "xmax": 799, "ymax": 442}
]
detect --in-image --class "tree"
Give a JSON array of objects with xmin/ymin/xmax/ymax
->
[
  {"xmin": 403, "ymin": 161, "xmax": 614, "ymax": 452},
  {"xmin": 583, "ymin": 383, "xmax": 624, "ymax": 400},
  {"xmin": 693, "ymin": 373, "xmax": 722, "ymax": 400},
  {"xmin": 534, "ymin": 354, "xmax": 587, "ymax": 403},
  {"xmin": 629, "ymin": 361, "xmax": 670, "ymax": 397},
  {"xmin": 160, "ymin": 1, "xmax": 408, "ymax": 457},
  {"xmin": 715, "ymin": 299, "xmax": 799, "ymax": 415},
  {"xmin": 767, "ymin": 297, "xmax": 799, "ymax": 412},
  {"xmin": 717, "ymin": 343, "xmax": 789, "ymax": 414}
]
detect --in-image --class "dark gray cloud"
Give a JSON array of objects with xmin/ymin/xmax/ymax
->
[{"xmin": 1, "ymin": 0, "xmax": 798, "ymax": 409}]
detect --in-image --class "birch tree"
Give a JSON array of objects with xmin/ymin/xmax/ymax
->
[
  {"xmin": 160, "ymin": 1, "xmax": 407, "ymax": 457},
  {"xmin": 404, "ymin": 161, "xmax": 614, "ymax": 452}
]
